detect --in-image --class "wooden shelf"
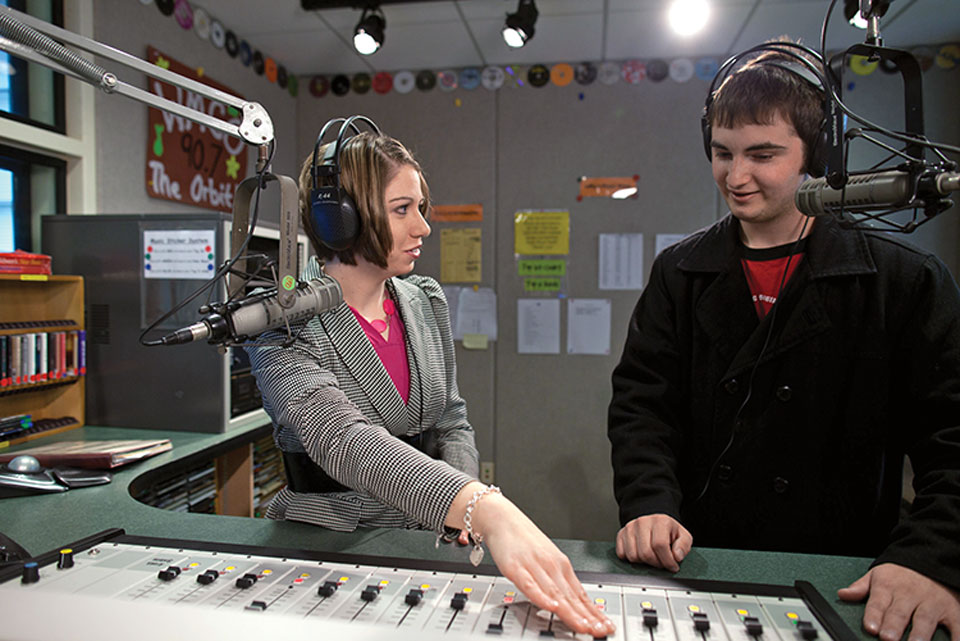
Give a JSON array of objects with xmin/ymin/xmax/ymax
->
[{"xmin": 0, "ymin": 274, "xmax": 85, "ymax": 447}]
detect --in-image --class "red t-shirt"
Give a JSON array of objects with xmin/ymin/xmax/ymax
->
[{"xmin": 740, "ymin": 240, "xmax": 807, "ymax": 319}]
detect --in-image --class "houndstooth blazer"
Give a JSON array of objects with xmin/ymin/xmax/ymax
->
[{"xmin": 245, "ymin": 257, "xmax": 479, "ymax": 532}]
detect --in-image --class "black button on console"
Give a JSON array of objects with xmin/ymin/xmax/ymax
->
[
  {"xmin": 197, "ymin": 569, "xmax": 219, "ymax": 585},
  {"xmin": 405, "ymin": 588, "xmax": 424, "ymax": 606},
  {"xmin": 692, "ymin": 612, "xmax": 710, "ymax": 632},
  {"xmin": 797, "ymin": 620, "xmax": 818, "ymax": 639},
  {"xmin": 361, "ymin": 585, "xmax": 380, "ymax": 602},
  {"xmin": 642, "ymin": 607, "xmax": 659, "ymax": 628},
  {"xmin": 744, "ymin": 615, "xmax": 763, "ymax": 636},
  {"xmin": 318, "ymin": 580, "xmax": 339, "ymax": 597},
  {"xmin": 236, "ymin": 573, "xmax": 258, "ymax": 589},
  {"xmin": 158, "ymin": 566, "xmax": 181, "ymax": 581}
]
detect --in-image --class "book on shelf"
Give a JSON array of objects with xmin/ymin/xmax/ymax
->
[
  {"xmin": 1, "ymin": 329, "xmax": 85, "ymax": 387},
  {"xmin": 0, "ymin": 439, "xmax": 172, "ymax": 469}
]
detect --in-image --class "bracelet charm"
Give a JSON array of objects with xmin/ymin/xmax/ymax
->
[{"xmin": 463, "ymin": 485, "xmax": 501, "ymax": 567}]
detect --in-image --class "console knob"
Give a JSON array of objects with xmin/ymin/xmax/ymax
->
[
  {"xmin": 21, "ymin": 561, "xmax": 40, "ymax": 584},
  {"xmin": 57, "ymin": 548, "xmax": 74, "ymax": 570}
]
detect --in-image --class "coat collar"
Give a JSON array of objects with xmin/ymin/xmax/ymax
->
[
  {"xmin": 677, "ymin": 214, "xmax": 878, "ymax": 279},
  {"xmin": 676, "ymin": 214, "xmax": 877, "ymax": 379}
]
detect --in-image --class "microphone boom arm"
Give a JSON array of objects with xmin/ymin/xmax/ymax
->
[{"xmin": 0, "ymin": 5, "xmax": 274, "ymax": 149}]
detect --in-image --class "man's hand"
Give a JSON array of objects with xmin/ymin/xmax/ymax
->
[
  {"xmin": 838, "ymin": 563, "xmax": 960, "ymax": 641},
  {"xmin": 615, "ymin": 513, "xmax": 692, "ymax": 573}
]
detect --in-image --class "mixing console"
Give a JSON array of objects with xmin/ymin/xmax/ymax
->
[{"xmin": 0, "ymin": 529, "xmax": 855, "ymax": 641}]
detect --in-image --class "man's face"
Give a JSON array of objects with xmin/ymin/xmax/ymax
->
[{"xmin": 710, "ymin": 114, "xmax": 807, "ymax": 227}]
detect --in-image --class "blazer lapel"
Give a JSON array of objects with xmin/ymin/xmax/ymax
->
[
  {"xmin": 391, "ymin": 279, "xmax": 426, "ymax": 430},
  {"xmin": 321, "ymin": 303, "xmax": 408, "ymax": 433}
]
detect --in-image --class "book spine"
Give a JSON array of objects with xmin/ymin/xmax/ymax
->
[
  {"xmin": 47, "ymin": 331, "xmax": 57, "ymax": 380},
  {"xmin": 9, "ymin": 335, "xmax": 20, "ymax": 385},
  {"xmin": 37, "ymin": 332, "xmax": 48, "ymax": 382},
  {"xmin": 66, "ymin": 330, "xmax": 76, "ymax": 377},
  {"xmin": 22, "ymin": 334, "xmax": 33, "ymax": 384},
  {"xmin": 58, "ymin": 331, "xmax": 66, "ymax": 379},
  {"xmin": 0, "ymin": 335, "xmax": 7, "ymax": 386},
  {"xmin": 78, "ymin": 329, "xmax": 86, "ymax": 376}
]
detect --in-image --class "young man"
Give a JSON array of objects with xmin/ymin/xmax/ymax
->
[{"xmin": 608, "ymin": 49, "xmax": 960, "ymax": 641}]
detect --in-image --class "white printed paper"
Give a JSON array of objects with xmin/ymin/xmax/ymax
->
[
  {"xmin": 517, "ymin": 298, "xmax": 560, "ymax": 354},
  {"xmin": 455, "ymin": 287, "xmax": 498, "ymax": 341},
  {"xmin": 143, "ymin": 229, "xmax": 217, "ymax": 280},
  {"xmin": 567, "ymin": 299, "xmax": 611, "ymax": 355},
  {"xmin": 656, "ymin": 233, "xmax": 687, "ymax": 256},
  {"xmin": 599, "ymin": 233, "xmax": 644, "ymax": 290}
]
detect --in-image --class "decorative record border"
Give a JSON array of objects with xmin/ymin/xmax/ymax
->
[
  {"xmin": 300, "ymin": 41, "xmax": 958, "ymax": 99},
  {"xmin": 143, "ymin": 0, "xmax": 298, "ymax": 98}
]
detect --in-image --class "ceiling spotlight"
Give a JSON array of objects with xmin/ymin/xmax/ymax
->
[
  {"xmin": 353, "ymin": 5, "xmax": 385, "ymax": 55},
  {"xmin": 502, "ymin": 0, "xmax": 538, "ymax": 49},
  {"xmin": 667, "ymin": 0, "xmax": 710, "ymax": 36}
]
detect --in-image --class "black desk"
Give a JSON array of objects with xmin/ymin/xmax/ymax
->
[{"xmin": 0, "ymin": 426, "xmax": 881, "ymax": 640}]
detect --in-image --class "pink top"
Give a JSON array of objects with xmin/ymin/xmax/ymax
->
[{"xmin": 349, "ymin": 298, "xmax": 410, "ymax": 404}]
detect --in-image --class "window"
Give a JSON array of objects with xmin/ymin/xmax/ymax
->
[
  {"xmin": 0, "ymin": 0, "xmax": 65, "ymax": 132},
  {"xmin": 0, "ymin": 144, "xmax": 65, "ymax": 252}
]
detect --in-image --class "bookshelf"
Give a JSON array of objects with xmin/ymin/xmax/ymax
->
[
  {"xmin": 0, "ymin": 274, "xmax": 85, "ymax": 446},
  {"xmin": 134, "ymin": 433, "xmax": 286, "ymax": 518}
]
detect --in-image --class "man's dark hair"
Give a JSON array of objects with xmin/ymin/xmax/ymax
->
[{"xmin": 709, "ymin": 50, "xmax": 826, "ymax": 175}]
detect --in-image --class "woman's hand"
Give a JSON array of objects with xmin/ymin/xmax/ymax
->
[{"xmin": 447, "ymin": 483, "xmax": 615, "ymax": 638}]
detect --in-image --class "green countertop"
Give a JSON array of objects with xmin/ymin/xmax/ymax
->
[{"xmin": 0, "ymin": 425, "xmax": 880, "ymax": 639}]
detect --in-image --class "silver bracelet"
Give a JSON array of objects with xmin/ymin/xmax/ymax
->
[{"xmin": 463, "ymin": 485, "xmax": 501, "ymax": 566}]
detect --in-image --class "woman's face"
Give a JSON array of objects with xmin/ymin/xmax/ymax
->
[{"xmin": 383, "ymin": 165, "xmax": 431, "ymax": 277}]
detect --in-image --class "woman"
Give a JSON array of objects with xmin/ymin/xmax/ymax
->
[{"xmin": 246, "ymin": 129, "xmax": 614, "ymax": 637}]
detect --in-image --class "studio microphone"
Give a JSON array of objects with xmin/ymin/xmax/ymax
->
[
  {"xmin": 796, "ymin": 168, "xmax": 960, "ymax": 217},
  {"xmin": 159, "ymin": 276, "xmax": 343, "ymax": 345}
]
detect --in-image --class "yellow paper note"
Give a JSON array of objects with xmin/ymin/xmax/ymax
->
[
  {"xmin": 441, "ymin": 228, "xmax": 482, "ymax": 283},
  {"xmin": 462, "ymin": 333, "xmax": 489, "ymax": 350},
  {"xmin": 514, "ymin": 211, "xmax": 569, "ymax": 255}
]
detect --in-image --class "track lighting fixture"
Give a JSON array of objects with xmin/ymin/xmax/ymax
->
[
  {"xmin": 354, "ymin": 5, "xmax": 386, "ymax": 55},
  {"xmin": 502, "ymin": 0, "xmax": 538, "ymax": 49}
]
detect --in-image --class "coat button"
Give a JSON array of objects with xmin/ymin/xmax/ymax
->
[
  {"xmin": 773, "ymin": 477, "xmax": 789, "ymax": 494},
  {"xmin": 724, "ymin": 379, "xmax": 739, "ymax": 394},
  {"xmin": 776, "ymin": 385, "xmax": 793, "ymax": 401},
  {"xmin": 717, "ymin": 464, "xmax": 733, "ymax": 481}
]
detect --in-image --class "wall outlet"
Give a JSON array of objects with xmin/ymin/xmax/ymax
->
[{"xmin": 480, "ymin": 461, "xmax": 495, "ymax": 483}]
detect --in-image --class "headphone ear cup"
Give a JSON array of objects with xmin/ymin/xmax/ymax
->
[
  {"xmin": 700, "ymin": 107, "xmax": 713, "ymax": 162},
  {"xmin": 309, "ymin": 186, "xmax": 359, "ymax": 251},
  {"xmin": 336, "ymin": 189, "xmax": 361, "ymax": 249},
  {"xmin": 806, "ymin": 120, "xmax": 829, "ymax": 178}
]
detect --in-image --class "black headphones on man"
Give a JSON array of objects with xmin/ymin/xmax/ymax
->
[
  {"xmin": 700, "ymin": 42, "xmax": 836, "ymax": 178},
  {"xmin": 309, "ymin": 115, "xmax": 382, "ymax": 251}
]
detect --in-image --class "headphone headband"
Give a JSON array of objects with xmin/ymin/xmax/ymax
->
[
  {"xmin": 701, "ymin": 42, "xmax": 838, "ymax": 178},
  {"xmin": 308, "ymin": 114, "xmax": 383, "ymax": 252}
]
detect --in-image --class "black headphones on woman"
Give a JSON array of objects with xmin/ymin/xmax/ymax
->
[
  {"xmin": 700, "ymin": 42, "xmax": 837, "ymax": 178},
  {"xmin": 309, "ymin": 115, "xmax": 382, "ymax": 251}
]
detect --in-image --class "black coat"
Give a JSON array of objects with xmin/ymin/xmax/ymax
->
[{"xmin": 609, "ymin": 214, "xmax": 960, "ymax": 590}]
